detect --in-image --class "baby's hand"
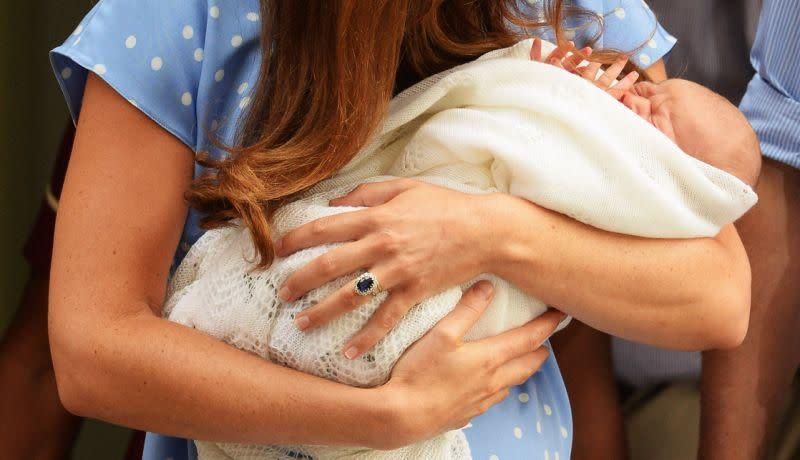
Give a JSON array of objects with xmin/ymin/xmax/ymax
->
[{"xmin": 531, "ymin": 38, "xmax": 639, "ymax": 100}]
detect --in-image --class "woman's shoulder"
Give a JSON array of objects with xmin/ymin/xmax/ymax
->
[{"xmin": 51, "ymin": 0, "xmax": 262, "ymax": 152}]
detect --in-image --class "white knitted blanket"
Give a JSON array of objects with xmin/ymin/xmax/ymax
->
[{"xmin": 164, "ymin": 39, "xmax": 757, "ymax": 460}]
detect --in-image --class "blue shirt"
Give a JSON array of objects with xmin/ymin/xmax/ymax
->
[
  {"xmin": 50, "ymin": 1, "xmax": 674, "ymax": 459},
  {"xmin": 739, "ymin": 0, "xmax": 800, "ymax": 170}
]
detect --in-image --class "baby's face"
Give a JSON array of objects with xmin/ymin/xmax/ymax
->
[{"xmin": 618, "ymin": 79, "xmax": 760, "ymax": 185}]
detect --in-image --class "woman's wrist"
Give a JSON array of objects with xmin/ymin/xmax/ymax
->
[
  {"xmin": 479, "ymin": 192, "xmax": 546, "ymax": 277},
  {"xmin": 364, "ymin": 384, "xmax": 426, "ymax": 450}
]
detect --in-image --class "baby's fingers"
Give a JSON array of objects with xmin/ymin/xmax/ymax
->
[
  {"xmin": 546, "ymin": 42, "xmax": 572, "ymax": 67},
  {"xmin": 614, "ymin": 70, "xmax": 640, "ymax": 92},
  {"xmin": 597, "ymin": 56, "xmax": 629, "ymax": 88},
  {"xmin": 530, "ymin": 37, "xmax": 543, "ymax": 61},
  {"xmin": 562, "ymin": 47, "xmax": 592, "ymax": 72},
  {"xmin": 578, "ymin": 62, "xmax": 603, "ymax": 81}
]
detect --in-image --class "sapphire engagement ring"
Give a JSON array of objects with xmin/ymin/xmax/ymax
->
[{"xmin": 354, "ymin": 272, "xmax": 382, "ymax": 296}]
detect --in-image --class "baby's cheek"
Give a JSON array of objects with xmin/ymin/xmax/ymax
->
[{"xmin": 652, "ymin": 114, "xmax": 677, "ymax": 143}]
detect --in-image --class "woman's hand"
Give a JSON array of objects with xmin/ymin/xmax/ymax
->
[
  {"xmin": 375, "ymin": 281, "xmax": 563, "ymax": 449},
  {"xmin": 276, "ymin": 179, "xmax": 496, "ymax": 358}
]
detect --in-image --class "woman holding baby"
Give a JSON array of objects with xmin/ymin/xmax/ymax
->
[{"xmin": 48, "ymin": 0, "xmax": 755, "ymax": 459}]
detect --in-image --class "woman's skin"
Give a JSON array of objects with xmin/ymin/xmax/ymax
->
[
  {"xmin": 49, "ymin": 74, "xmax": 563, "ymax": 449},
  {"xmin": 278, "ymin": 180, "xmax": 751, "ymax": 356},
  {"xmin": 699, "ymin": 159, "xmax": 800, "ymax": 460}
]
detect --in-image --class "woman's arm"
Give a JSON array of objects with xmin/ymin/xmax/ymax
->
[
  {"xmin": 49, "ymin": 74, "xmax": 559, "ymax": 448},
  {"xmin": 485, "ymin": 192, "xmax": 750, "ymax": 350},
  {"xmin": 276, "ymin": 179, "xmax": 750, "ymax": 355}
]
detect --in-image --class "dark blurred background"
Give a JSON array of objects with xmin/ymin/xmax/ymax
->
[{"xmin": 0, "ymin": 2, "xmax": 132, "ymax": 458}]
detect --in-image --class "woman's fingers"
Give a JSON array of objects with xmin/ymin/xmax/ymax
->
[
  {"xmin": 596, "ymin": 56, "xmax": 629, "ymax": 88},
  {"xmin": 276, "ymin": 209, "xmax": 375, "ymax": 257},
  {"xmin": 481, "ymin": 310, "xmax": 565, "ymax": 362},
  {"xmin": 293, "ymin": 275, "xmax": 383, "ymax": 332},
  {"xmin": 431, "ymin": 281, "xmax": 495, "ymax": 342},
  {"xmin": 343, "ymin": 290, "xmax": 418, "ymax": 358},
  {"xmin": 493, "ymin": 348, "xmax": 551, "ymax": 388},
  {"xmin": 329, "ymin": 179, "xmax": 420, "ymax": 208},
  {"xmin": 279, "ymin": 237, "xmax": 383, "ymax": 301},
  {"xmin": 476, "ymin": 388, "xmax": 511, "ymax": 416},
  {"xmin": 292, "ymin": 262, "xmax": 404, "ymax": 333}
]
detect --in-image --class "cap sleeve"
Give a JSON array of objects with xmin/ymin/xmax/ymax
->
[
  {"xmin": 571, "ymin": 0, "xmax": 677, "ymax": 69},
  {"xmin": 50, "ymin": 0, "xmax": 210, "ymax": 150}
]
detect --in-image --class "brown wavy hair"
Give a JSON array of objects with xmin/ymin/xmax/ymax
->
[{"xmin": 188, "ymin": 0, "xmax": 642, "ymax": 268}]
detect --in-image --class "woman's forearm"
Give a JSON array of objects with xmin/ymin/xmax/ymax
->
[
  {"xmin": 484, "ymin": 193, "xmax": 751, "ymax": 350},
  {"xmin": 52, "ymin": 309, "xmax": 395, "ymax": 447}
]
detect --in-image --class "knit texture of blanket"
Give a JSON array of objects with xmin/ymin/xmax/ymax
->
[{"xmin": 164, "ymin": 39, "xmax": 757, "ymax": 460}]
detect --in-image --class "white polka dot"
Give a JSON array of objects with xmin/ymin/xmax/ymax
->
[
  {"xmin": 543, "ymin": 404, "xmax": 552, "ymax": 416},
  {"xmin": 182, "ymin": 25, "xmax": 194, "ymax": 39},
  {"xmin": 638, "ymin": 54, "xmax": 652, "ymax": 66},
  {"xmin": 181, "ymin": 92, "xmax": 193, "ymax": 106},
  {"xmin": 92, "ymin": 64, "xmax": 107, "ymax": 75},
  {"xmin": 518, "ymin": 393, "xmax": 530, "ymax": 403},
  {"xmin": 237, "ymin": 82, "xmax": 249, "ymax": 94},
  {"xmin": 151, "ymin": 57, "xmax": 164, "ymax": 71},
  {"xmin": 128, "ymin": 99, "xmax": 138, "ymax": 108},
  {"xmin": 246, "ymin": 12, "xmax": 260, "ymax": 21},
  {"xmin": 194, "ymin": 48, "xmax": 204, "ymax": 62},
  {"xmin": 614, "ymin": 7, "xmax": 626, "ymax": 19},
  {"xmin": 209, "ymin": 6, "xmax": 220, "ymax": 18},
  {"xmin": 648, "ymin": 38, "xmax": 658, "ymax": 49},
  {"xmin": 513, "ymin": 427, "xmax": 523, "ymax": 439},
  {"xmin": 560, "ymin": 426, "xmax": 568, "ymax": 438},
  {"xmin": 544, "ymin": 450, "xmax": 550, "ymax": 460},
  {"xmin": 60, "ymin": 67, "xmax": 72, "ymax": 79},
  {"xmin": 125, "ymin": 35, "xmax": 137, "ymax": 49},
  {"xmin": 490, "ymin": 455, "xmax": 500, "ymax": 460},
  {"xmin": 536, "ymin": 421, "xmax": 542, "ymax": 433},
  {"xmin": 72, "ymin": 24, "xmax": 83, "ymax": 35},
  {"xmin": 214, "ymin": 69, "xmax": 225, "ymax": 82},
  {"xmin": 231, "ymin": 35, "xmax": 243, "ymax": 47},
  {"xmin": 239, "ymin": 96, "xmax": 251, "ymax": 109}
]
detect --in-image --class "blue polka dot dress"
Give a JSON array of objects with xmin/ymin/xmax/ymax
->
[{"xmin": 50, "ymin": 1, "xmax": 675, "ymax": 459}]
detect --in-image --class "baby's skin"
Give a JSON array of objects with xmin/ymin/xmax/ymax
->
[{"xmin": 532, "ymin": 38, "xmax": 761, "ymax": 187}]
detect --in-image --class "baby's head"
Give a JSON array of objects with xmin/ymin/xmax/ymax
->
[{"xmin": 618, "ymin": 79, "xmax": 761, "ymax": 186}]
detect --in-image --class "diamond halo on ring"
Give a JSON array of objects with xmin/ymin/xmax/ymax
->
[{"xmin": 354, "ymin": 272, "xmax": 382, "ymax": 296}]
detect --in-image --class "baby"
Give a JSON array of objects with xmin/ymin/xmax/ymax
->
[{"xmin": 165, "ymin": 38, "xmax": 759, "ymax": 460}]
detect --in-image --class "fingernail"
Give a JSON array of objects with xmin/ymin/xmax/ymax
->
[
  {"xmin": 475, "ymin": 281, "xmax": 494, "ymax": 299},
  {"xmin": 295, "ymin": 315, "xmax": 310, "ymax": 331},
  {"xmin": 279, "ymin": 286, "xmax": 292, "ymax": 301},
  {"xmin": 344, "ymin": 346, "xmax": 359, "ymax": 360}
]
